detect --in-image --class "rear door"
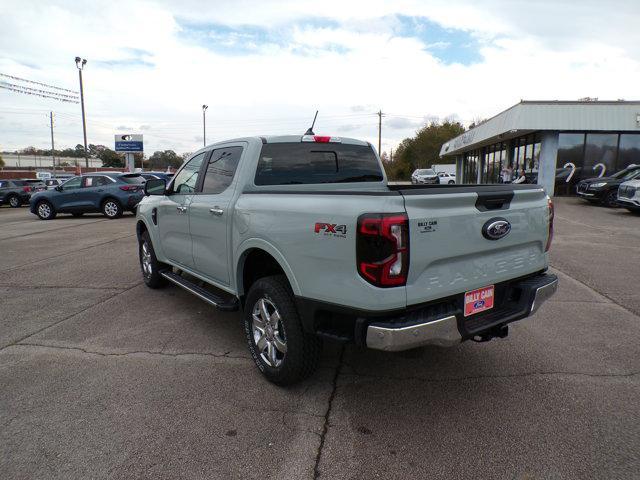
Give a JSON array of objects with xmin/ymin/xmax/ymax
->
[
  {"xmin": 401, "ymin": 186, "xmax": 549, "ymax": 306},
  {"xmin": 78, "ymin": 175, "xmax": 112, "ymax": 208},
  {"xmin": 157, "ymin": 152, "xmax": 206, "ymax": 267},
  {"xmin": 189, "ymin": 144, "xmax": 243, "ymax": 286}
]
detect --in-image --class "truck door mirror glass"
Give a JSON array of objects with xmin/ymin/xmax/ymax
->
[{"xmin": 145, "ymin": 178, "xmax": 166, "ymax": 196}]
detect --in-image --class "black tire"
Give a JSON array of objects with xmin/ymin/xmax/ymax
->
[
  {"xmin": 602, "ymin": 190, "xmax": 619, "ymax": 208},
  {"xmin": 626, "ymin": 208, "xmax": 640, "ymax": 215},
  {"xmin": 244, "ymin": 275, "xmax": 321, "ymax": 385},
  {"xmin": 448, "ymin": 180, "xmax": 455, "ymax": 184},
  {"xmin": 36, "ymin": 200, "xmax": 56, "ymax": 220},
  {"xmin": 7, "ymin": 194, "xmax": 21, "ymax": 208},
  {"xmin": 139, "ymin": 231, "xmax": 167, "ymax": 288},
  {"xmin": 102, "ymin": 198, "xmax": 123, "ymax": 219},
  {"xmin": 72, "ymin": 212, "xmax": 84, "ymax": 217}
]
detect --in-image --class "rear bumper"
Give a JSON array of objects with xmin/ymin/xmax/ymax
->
[
  {"xmin": 296, "ymin": 272, "xmax": 558, "ymax": 351},
  {"xmin": 366, "ymin": 273, "xmax": 558, "ymax": 351}
]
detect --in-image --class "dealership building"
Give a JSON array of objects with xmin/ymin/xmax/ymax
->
[{"xmin": 439, "ymin": 100, "xmax": 640, "ymax": 196}]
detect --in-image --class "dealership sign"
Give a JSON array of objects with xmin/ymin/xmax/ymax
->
[{"xmin": 115, "ymin": 134, "xmax": 143, "ymax": 152}]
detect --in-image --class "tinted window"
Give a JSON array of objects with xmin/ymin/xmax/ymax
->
[
  {"xmin": 119, "ymin": 175, "xmax": 145, "ymax": 184},
  {"xmin": 83, "ymin": 176, "xmax": 111, "ymax": 187},
  {"xmin": 255, "ymin": 143, "xmax": 382, "ymax": 185},
  {"xmin": 417, "ymin": 169, "xmax": 435, "ymax": 175},
  {"xmin": 12, "ymin": 180, "xmax": 27, "ymax": 186},
  {"xmin": 62, "ymin": 177, "xmax": 82, "ymax": 190},
  {"xmin": 0, "ymin": 181, "xmax": 6, "ymax": 188},
  {"xmin": 173, "ymin": 153, "xmax": 205, "ymax": 193},
  {"xmin": 201, "ymin": 147, "xmax": 242, "ymax": 194},
  {"xmin": 618, "ymin": 134, "xmax": 640, "ymax": 171},
  {"xmin": 584, "ymin": 133, "xmax": 617, "ymax": 178}
]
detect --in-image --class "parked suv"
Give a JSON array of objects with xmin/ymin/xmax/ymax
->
[
  {"xmin": 437, "ymin": 172, "xmax": 456, "ymax": 184},
  {"xmin": 411, "ymin": 168, "xmax": 439, "ymax": 184},
  {"xmin": 136, "ymin": 134, "xmax": 556, "ymax": 385},
  {"xmin": 29, "ymin": 172, "xmax": 145, "ymax": 220},
  {"xmin": 618, "ymin": 179, "xmax": 640, "ymax": 212},
  {"xmin": 0, "ymin": 179, "xmax": 32, "ymax": 207},
  {"xmin": 576, "ymin": 166, "xmax": 640, "ymax": 207}
]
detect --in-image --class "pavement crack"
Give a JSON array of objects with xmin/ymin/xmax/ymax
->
[
  {"xmin": 11, "ymin": 342, "xmax": 251, "ymax": 361},
  {"xmin": 339, "ymin": 367, "xmax": 640, "ymax": 383},
  {"xmin": 0, "ymin": 283, "xmax": 142, "ymax": 351},
  {"xmin": 313, "ymin": 346, "xmax": 344, "ymax": 480}
]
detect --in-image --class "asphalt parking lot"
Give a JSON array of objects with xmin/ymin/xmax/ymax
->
[{"xmin": 1, "ymin": 198, "xmax": 639, "ymax": 479}]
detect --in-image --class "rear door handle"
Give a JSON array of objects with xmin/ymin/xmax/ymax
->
[
  {"xmin": 209, "ymin": 207, "xmax": 224, "ymax": 216},
  {"xmin": 177, "ymin": 206, "xmax": 188, "ymax": 213}
]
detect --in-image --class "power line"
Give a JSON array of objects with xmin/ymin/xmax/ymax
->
[
  {"xmin": 0, "ymin": 84, "xmax": 79, "ymax": 104},
  {"xmin": 0, "ymin": 72, "xmax": 78, "ymax": 94}
]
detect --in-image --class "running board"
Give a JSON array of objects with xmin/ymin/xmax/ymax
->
[{"xmin": 160, "ymin": 271, "xmax": 239, "ymax": 312}]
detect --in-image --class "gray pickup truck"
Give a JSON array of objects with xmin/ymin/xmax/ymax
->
[{"xmin": 136, "ymin": 134, "xmax": 557, "ymax": 385}]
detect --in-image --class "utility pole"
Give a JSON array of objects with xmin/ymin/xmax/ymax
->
[
  {"xmin": 202, "ymin": 104, "xmax": 208, "ymax": 147},
  {"xmin": 377, "ymin": 110, "xmax": 383, "ymax": 155},
  {"xmin": 49, "ymin": 111, "xmax": 56, "ymax": 171},
  {"xmin": 390, "ymin": 148, "xmax": 393, "ymax": 163},
  {"xmin": 75, "ymin": 57, "xmax": 89, "ymax": 168}
]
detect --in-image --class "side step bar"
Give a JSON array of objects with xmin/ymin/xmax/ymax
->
[{"xmin": 160, "ymin": 270, "xmax": 239, "ymax": 312}]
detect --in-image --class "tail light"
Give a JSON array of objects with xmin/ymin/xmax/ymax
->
[
  {"xmin": 119, "ymin": 185, "xmax": 139, "ymax": 191},
  {"xmin": 22, "ymin": 186, "xmax": 32, "ymax": 192},
  {"xmin": 545, "ymin": 197, "xmax": 554, "ymax": 252},
  {"xmin": 357, "ymin": 213, "xmax": 409, "ymax": 287}
]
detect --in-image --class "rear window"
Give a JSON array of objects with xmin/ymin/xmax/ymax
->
[
  {"xmin": 119, "ymin": 175, "xmax": 145, "ymax": 184},
  {"xmin": 255, "ymin": 143, "xmax": 383, "ymax": 185},
  {"xmin": 12, "ymin": 180, "xmax": 27, "ymax": 186}
]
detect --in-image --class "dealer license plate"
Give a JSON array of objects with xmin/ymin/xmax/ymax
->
[{"xmin": 464, "ymin": 285, "xmax": 495, "ymax": 317}]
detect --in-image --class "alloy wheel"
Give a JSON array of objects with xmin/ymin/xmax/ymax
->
[
  {"xmin": 252, "ymin": 297, "xmax": 287, "ymax": 368},
  {"xmin": 104, "ymin": 201, "xmax": 119, "ymax": 217},
  {"xmin": 38, "ymin": 202, "xmax": 51, "ymax": 219},
  {"xmin": 141, "ymin": 241, "xmax": 153, "ymax": 278},
  {"xmin": 9, "ymin": 196, "xmax": 19, "ymax": 207}
]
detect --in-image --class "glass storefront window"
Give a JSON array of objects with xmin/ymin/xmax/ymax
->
[
  {"xmin": 556, "ymin": 133, "xmax": 585, "ymax": 194},
  {"xmin": 584, "ymin": 133, "xmax": 618, "ymax": 179},
  {"xmin": 618, "ymin": 134, "xmax": 640, "ymax": 171}
]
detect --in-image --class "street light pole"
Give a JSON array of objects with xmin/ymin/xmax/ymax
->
[
  {"xmin": 202, "ymin": 105, "xmax": 208, "ymax": 147},
  {"xmin": 75, "ymin": 57, "xmax": 89, "ymax": 168}
]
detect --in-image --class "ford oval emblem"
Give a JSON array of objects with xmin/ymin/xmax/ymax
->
[{"xmin": 482, "ymin": 218, "xmax": 511, "ymax": 240}]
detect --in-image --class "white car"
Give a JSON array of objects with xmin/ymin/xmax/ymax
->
[
  {"xmin": 438, "ymin": 172, "xmax": 456, "ymax": 184},
  {"xmin": 617, "ymin": 179, "xmax": 640, "ymax": 212},
  {"xmin": 411, "ymin": 168, "xmax": 439, "ymax": 184}
]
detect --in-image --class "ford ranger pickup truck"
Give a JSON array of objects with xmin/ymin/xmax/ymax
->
[{"xmin": 136, "ymin": 134, "xmax": 557, "ymax": 385}]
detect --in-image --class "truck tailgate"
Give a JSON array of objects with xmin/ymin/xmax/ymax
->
[{"xmin": 398, "ymin": 185, "xmax": 549, "ymax": 306}]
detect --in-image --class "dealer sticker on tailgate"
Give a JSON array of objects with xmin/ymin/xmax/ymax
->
[{"xmin": 464, "ymin": 285, "xmax": 495, "ymax": 317}]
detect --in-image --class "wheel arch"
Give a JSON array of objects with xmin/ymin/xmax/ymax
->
[{"xmin": 235, "ymin": 240, "xmax": 301, "ymax": 303}]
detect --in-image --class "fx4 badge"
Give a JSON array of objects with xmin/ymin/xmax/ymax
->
[{"xmin": 315, "ymin": 223, "xmax": 347, "ymax": 238}]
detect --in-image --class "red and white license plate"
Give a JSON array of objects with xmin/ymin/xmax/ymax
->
[{"xmin": 464, "ymin": 285, "xmax": 495, "ymax": 317}]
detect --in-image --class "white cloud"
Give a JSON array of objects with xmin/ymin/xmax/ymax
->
[{"xmin": 0, "ymin": 0, "xmax": 638, "ymax": 157}]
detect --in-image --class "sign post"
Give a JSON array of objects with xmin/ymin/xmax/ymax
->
[{"xmin": 114, "ymin": 134, "xmax": 143, "ymax": 172}]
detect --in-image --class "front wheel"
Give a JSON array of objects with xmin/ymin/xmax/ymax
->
[
  {"xmin": 102, "ymin": 199, "xmax": 123, "ymax": 219},
  {"xmin": 602, "ymin": 190, "xmax": 619, "ymax": 208},
  {"xmin": 36, "ymin": 200, "xmax": 56, "ymax": 220},
  {"xmin": 139, "ymin": 231, "xmax": 166, "ymax": 288},
  {"xmin": 244, "ymin": 275, "xmax": 321, "ymax": 385},
  {"xmin": 448, "ymin": 180, "xmax": 455, "ymax": 184}
]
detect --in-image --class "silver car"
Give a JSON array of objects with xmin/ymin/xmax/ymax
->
[
  {"xmin": 618, "ymin": 179, "xmax": 640, "ymax": 212},
  {"xmin": 411, "ymin": 168, "xmax": 439, "ymax": 184}
]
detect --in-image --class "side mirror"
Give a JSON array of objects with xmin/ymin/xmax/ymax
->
[
  {"xmin": 145, "ymin": 178, "xmax": 167, "ymax": 196},
  {"xmin": 55, "ymin": 185, "xmax": 63, "ymax": 192}
]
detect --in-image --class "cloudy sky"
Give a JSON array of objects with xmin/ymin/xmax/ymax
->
[{"xmin": 1, "ymin": 0, "xmax": 639, "ymax": 156}]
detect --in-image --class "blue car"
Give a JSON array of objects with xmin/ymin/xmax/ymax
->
[{"xmin": 29, "ymin": 172, "xmax": 145, "ymax": 220}]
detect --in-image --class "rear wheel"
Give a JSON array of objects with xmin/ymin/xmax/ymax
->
[
  {"xmin": 102, "ymin": 199, "xmax": 122, "ymax": 219},
  {"xmin": 602, "ymin": 190, "xmax": 619, "ymax": 208},
  {"xmin": 244, "ymin": 275, "xmax": 321, "ymax": 385},
  {"xmin": 7, "ymin": 194, "xmax": 20, "ymax": 208},
  {"xmin": 448, "ymin": 180, "xmax": 455, "ymax": 184},
  {"xmin": 139, "ymin": 231, "xmax": 166, "ymax": 288},
  {"xmin": 36, "ymin": 200, "xmax": 56, "ymax": 220}
]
